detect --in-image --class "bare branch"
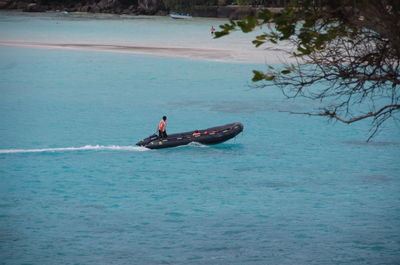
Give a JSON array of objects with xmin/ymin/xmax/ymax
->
[{"xmin": 279, "ymin": 104, "xmax": 400, "ymax": 124}]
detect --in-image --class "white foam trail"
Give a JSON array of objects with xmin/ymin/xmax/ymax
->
[
  {"xmin": 0, "ymin": 145, "xmax": 149, "ymax": 154},
  {"xmin": 187, "ymin": 142, "xmax": 208, "ymax": 148}
]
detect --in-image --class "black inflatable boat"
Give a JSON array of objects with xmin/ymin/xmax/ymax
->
[{"xmin": 136, "ymin": 122, "xmax": 243, "ymax": 149}]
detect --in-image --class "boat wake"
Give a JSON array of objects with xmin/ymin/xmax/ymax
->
[
  {"xmin": 186, "ymin": 142, "xmax": 208, "ymax": 148},
  {"xmin": 0, "ymin": 145, "xmax": 149, "ymax": 154}
]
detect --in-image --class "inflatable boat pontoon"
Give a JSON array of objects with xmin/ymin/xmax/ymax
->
[{"xmin": 136, "ymin": 122, "xmax": 243, "ymax": 149}]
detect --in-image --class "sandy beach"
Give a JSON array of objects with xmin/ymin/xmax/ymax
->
[
  {"xmin": 0, "ymin": 11, "xmax": 294, "ymax": 64},
  {"xmin": 0, "ymin": 40, "xmax": 293, "ymax": 64}
]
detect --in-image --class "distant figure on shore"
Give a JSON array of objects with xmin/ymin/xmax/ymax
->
[
  {"xmin": 158, "ymin": 116, "xmax": 167, "ymax": 138},
  {"xmin": 211, "ymin": 26, "xmax": 216, "ymax": 35}
]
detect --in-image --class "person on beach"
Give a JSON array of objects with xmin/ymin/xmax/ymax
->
[
  {"xmin": 211, "ymin": 26, "xmax": 216, "ymax": 35},
  {"xmin": 158, "ymin": 116, "xmax": 167, "ymax": 138}
]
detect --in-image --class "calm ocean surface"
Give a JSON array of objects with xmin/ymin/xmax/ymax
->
[{"xmin": 0, "ymin": 12, "xmax": 399, "ymax": 265}]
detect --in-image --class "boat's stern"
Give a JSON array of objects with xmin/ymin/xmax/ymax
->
[{"xmin": 136, "ymin": 134, "xmax": 158, "ymax": 147}]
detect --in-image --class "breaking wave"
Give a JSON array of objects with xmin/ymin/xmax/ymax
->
[{"xmin": 0, "ymin": 145, "xmax": 149, "ymax": 154}]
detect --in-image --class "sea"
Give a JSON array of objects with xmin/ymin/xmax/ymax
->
[{"xmin": 0, "ymin": 12, "xmax": 399, "ymax": 265}]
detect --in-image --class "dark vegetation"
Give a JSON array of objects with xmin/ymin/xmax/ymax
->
[{"xmin": 0, "ymin": 0, "xmax": 311, "ymax": 14}]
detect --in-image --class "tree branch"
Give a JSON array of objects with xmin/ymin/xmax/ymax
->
[{"xmin": 280, "ymin": 104, "xmax": 400, "ymax": 124}]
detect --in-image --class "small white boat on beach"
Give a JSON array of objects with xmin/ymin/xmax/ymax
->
[{"xmin": 170, "ymin": 13, "xmax": 192, "ymax": 19}]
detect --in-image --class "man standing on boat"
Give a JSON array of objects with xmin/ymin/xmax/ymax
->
[
  {"xmin": 158, "ymin": 116, "xmax": 167, "ymax": 138},
  {"xmin": 211, "ymin": 26, "xmax": 216, "ymax": 35}
]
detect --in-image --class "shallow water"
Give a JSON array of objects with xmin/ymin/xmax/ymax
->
[
  {"xmin": 0, "ymin": 12, "xmax": 400, "ymax": 265},
  {"xmin": 0, "ymin": 11, "xmax": 288, "ymax": 63}
]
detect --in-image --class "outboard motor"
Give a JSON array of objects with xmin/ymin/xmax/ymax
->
[{"xmin": 136, "ymin": 134, "xmax": 159, "ymax": 146}]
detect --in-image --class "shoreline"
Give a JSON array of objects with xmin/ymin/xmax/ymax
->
[
  {"xmin": 0, "ymin": 2, "xmax": 284, "ymax": 19},
  {"xmin": 0, "ymin": 40, "xmax": 294, "ymax": 64}
]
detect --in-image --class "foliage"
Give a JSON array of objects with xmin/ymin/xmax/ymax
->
[
  {"xmin": 163, "ymin": 0, "xmax": 193, "ymax": 12},
  {"xmin": 162, "ymin": 0, "xmax": 275, "ymax": 11},
  {"xmin": 162, "ymin": 0, "xmax": 220, "ymax": 12},
  {"xmin": 236, "ymin": 0, "xmax": 259, "ymax": 5},
  {"xmin": 162, "ymin": 0, "xmax": 298, "ymax": 11},
  {"xmin": 215, "ymin": 0, "xmax": 400, "ymax": 140},
  {"xmin": 119, "ymin": 0, "xmax": 139, "ymax": 6}
]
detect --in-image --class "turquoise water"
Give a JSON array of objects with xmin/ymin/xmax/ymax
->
[
  {"xmin": 1, "ymin": 12, "xmax": 400, "ymax": 265},
  {"xmin": 0, "ymin": 11, "xmax": 256, "ymax": 49}
]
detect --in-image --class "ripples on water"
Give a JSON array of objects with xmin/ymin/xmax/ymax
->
[{"xmin": 0, "ymin": 12, "xmax": 399, "ymax": 265}]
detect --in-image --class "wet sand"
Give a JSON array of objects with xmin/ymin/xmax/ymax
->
[{"xmin": 0, "ymin": 40, "xmax": 293, "ymax": 63}]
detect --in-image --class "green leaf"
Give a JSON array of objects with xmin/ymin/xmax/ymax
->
[
  {"xmin": 258, "ymin": 9, "xmax": 272, "ymax": 22},
  {"xmin": 214, "ymin": 31, "xmax": 229, "ymax": 38},
  {"xmin": 252, "ymin": 70, "xmax": 265, "ymax": 82},
  {"xmin": 214, "ymin": 21, "xmax": 238, "ymax": 38},
  {"xmin": 256, "ymin": 34, "xmax": 268, "ymax": 40},
  {"xmin": 270, "ymin": 39, "xmax": 277, "ymax": 44},
  {"xmin": 237, "ymin": 16, "xmax": 258, "ymax": 33},
  {"xmin": 252, "ymin": 40, "xmax": 265, "ymax": 47}
]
